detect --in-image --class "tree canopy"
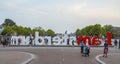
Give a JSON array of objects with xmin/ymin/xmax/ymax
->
[
  {"xmin": 2, "ymin": 18, "xmax": 16, "ymax": 26},
  {"xmin": 75, "ymin": 24, "xmax": 120, "ymax": 38},
  {"xmin": 1, "ymin": 18, "xmax": 120, "ymax": 38},
  {"xmin": 1, "ymin": 19, "xmax": 55, "ymax": 36},
  {"xmin": 46, "ymin": 29, "xmax": 55, "ymax": 37}
]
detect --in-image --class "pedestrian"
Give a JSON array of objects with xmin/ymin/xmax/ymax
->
[
  {"xmin": 80, "ymin": 40, "xmax": 84, "ymax": 54},
  {"xmin": 1, "ymin": 38, "xmax": 4, "ymax": 46},
  {"xmin": 101, "ymin": 35, "xmax": 105, "ymax": 41},
  {"xmin": 0, "ymin": 39, "xmax": 1, "ymax": 45},
  {"xmin": 114, "ymin": 39, "xmax": 118, "ymax": 48},
  {"xmin": 119, "ymin": 39, "xmax": 120, "ymax": 49},
  {"xmin": 82, "ymin": 45, "xmax": 90, "ymax": 57},
  {"xmin": 6, "ymin": 38, "xmax": 10, "ymax": 46},
  {"xmin": 29, "ymin": 34, "xmax": 33, "ymax": 46},
  {"xmin": 86, "ymin": 45, "xmax": 90, "ymax": 56},
  {"xmin": 3, "ymin": 38, "xmax": 7, "ymax": 47},
  {"xmin": 18, "ymin": 37, "xmax": 21, "ymax": 45},
  {"xmin": 5, "ymin": 38, "xmax": 9, "ymax": 46},
  {"xmin": 103, "ymin": 40, "xmax": 108, "ymax": 57}
]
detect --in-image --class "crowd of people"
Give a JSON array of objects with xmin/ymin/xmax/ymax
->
[{"xmin": 0, "ymin": 38, "xmax": 10, "ymax": 47}]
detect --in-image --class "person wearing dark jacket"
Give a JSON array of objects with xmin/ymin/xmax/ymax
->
[
  {"xmin": 80, "ymin": 40, "xmax": 84, "ymax": 54},
  {"xmin": 119, "ymin": 39, "xmax": 120, "ymax": 49},
  {"xmin": 114, "ymin": 39, "xmax": 118, "ymax": 48},
  {"xmin": 103, "ymin": 40, "xmax": 108, "ymax": 57}
]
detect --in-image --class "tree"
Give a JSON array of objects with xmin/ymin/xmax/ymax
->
[
  {"xmin": 81, "ymin": 28, "xmax": 87, "ymax": 35},
  {"xmin": 80, "ymin": 25, "xmax": 94, "ymax": 36},
  {"xmin": 33, "ymin": 26, "xmax": 46, "ymax": 36},
  {"xmin": 2, "ymin": 18, "xmax": 16, "ymax": 26},
  {"xmin": 75, "ymin": 29, "xmax": 81, "ymax": 36},
  {"xmin": 91, "ymin": 24, "xmax": 102, "ymax": 36},
  {"xmin": 1, "ymin": 26, "xmax": 14, "ymax": 35},
  {"xmin": 77, "ymin": 24, "xmax": 103, "ymax": 36},
  {"xmin": 85, "ymin": 25, "xmax": 94, "ymax": 36},
  {"xmin": 103, "ymin": 25, "xmax": 114, "ymax": 37},
  {"xmin": 46, "ymin": 29, "xmax": 55, "ymax": 37},
  {"xmin": 101, "ymin": 27, "xmax": 106, "ymax": 36},
  {"xmin": 104, "ymin": 25, "xmax": 113, "ymax": 32}
]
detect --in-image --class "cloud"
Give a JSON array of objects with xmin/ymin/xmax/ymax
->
[
  {"xmin": 74, "ymin": 8, "xmax": 120, "ymax": 20},
  {"xmin": 0, "ymin": 0, "xmax": 28, "ymax": 10},
  {"xmin": 66, "ymin": 2, "xmax": 87, "ymax": 12},
  {"xmin": 3, "ymin": 0, "xmax": 118, "ymax": 21},
  {"xmin": 20, "ymin": 8, "xmax": 48, "ymax": 15},
  {"xmin": 59, "ymin": 3, "xmax": 120, "ymax": 21}
]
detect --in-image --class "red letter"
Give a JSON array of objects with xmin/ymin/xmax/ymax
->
[
  {"xmin": 77, "ymin": 36, "xmax": 91, "ymax": 46},
  {"xmin": 83, "ymin": 36, "xmax": 91, "ymax": 45},
  {"xmin": 106, "ymin": 32, "xmax": 112, "ymax": 46},
  {"xmin": 92, "ymin": 36, "xmax": 101, "ymax": 46},
  {"xmin": 77, "ymin": 36, "xmax": 83, "ymax": 45}
]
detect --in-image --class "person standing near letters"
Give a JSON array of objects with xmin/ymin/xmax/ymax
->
[
  {"xmin": 103, "ymin": 40, "xmax": 108, "ymax": 57},
  {"xmin": 80, "ymin": 40, "xmax": 84, "ymax": 54},
  {"xmin": 29, "ymin": 34, "xmax": 33, "ymax": 46},
  {"xmin": 119, "ymin": 39, "xmax": 120, "ymax": 49},
  {"xmin": 114, "ymin": 39, "xmax": 118, "ymax": 48}
]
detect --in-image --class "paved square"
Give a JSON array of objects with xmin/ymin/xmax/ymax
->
[{"xmin": 0, "ymin": 47, "xmax": 120, "ymax": 64}]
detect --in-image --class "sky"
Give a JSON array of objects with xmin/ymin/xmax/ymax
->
[{"xmin": 0, "ymin": 0, "xmax": 120, "ymax": 33}]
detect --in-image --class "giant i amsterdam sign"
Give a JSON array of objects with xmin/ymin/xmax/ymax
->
[{"xmin": 10, "ymin": 32, "xmax": 112, "ymax": 46}]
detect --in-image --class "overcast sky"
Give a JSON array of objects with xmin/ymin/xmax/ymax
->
[{"xmin": 0, "ymin": 0, "xmax": 120, "ymax": 33}]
